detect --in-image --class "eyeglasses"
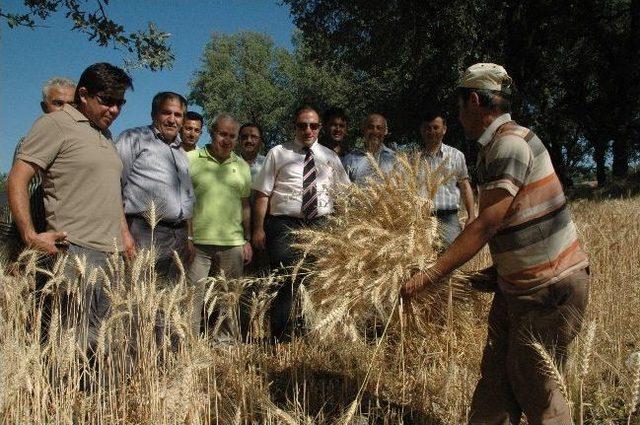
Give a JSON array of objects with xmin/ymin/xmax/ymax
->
[
  {"xmin": 94, "ymin": 94, "xmax": 127, "ymax": 108},
  {"xmin": 295, "ymin": 122, "xmax": 321, "ymax": 131}
]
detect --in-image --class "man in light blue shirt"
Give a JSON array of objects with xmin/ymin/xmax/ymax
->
[
  {"xmin": 115, "ymin": 91, "xmax": 195, "ymax": 280},
  {"xmin": 342, "ymin": 113, "xmax": 396, "ymax": 185}
]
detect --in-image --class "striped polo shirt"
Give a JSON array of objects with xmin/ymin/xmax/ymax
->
[{"xmin": 477, "ymin": 114, "xmax": 589, "ymax": 293}]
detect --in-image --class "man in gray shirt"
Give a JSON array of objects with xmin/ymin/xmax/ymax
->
[
  {"xmin": 2, "ymin": 77, "xmax": 77, "ymax": 263},
  {"xmin": 419, "ymin": 112, "xmax": 476, "ymax": 247},
  {"xmin": 115, "ymin": 91, "xmax": 195, "ymax": 280}
]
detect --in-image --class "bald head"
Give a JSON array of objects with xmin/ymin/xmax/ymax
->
[{"xmin": 362, "ymin": 113, "xmax": 388, "ymax": 152}]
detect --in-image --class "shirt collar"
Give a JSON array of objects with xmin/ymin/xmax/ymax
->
[
  {"xmin": 477, "ymin": 113, "xmax": 512, "ymax": 147},
  {"xmin": 66, "ymin": 104, "xmax": 112, "ymax": 139},
  {"xmin": 379, "ymin": 143, "xmax": 395, "ymax": 157},
  {"xmin": 356, "ymin": 143, "xmax": 393, "ymax": 156},
  {"xmin": 243, "ymin": 153, "xmax": 264, "ymax": 165},
  {"xmin": 424, "ymin": 142, "xmax": 444, "ymax": 158},
  {"xmin": 151, "ymin": 125, "xmax": 182, "ymax": 148},
  {"xmin": 294, "ymin": 138, "xmax": 317, "ymax": 151},
  {"xmin": 63, "ymin": 103, "xmax": 87, "ymax": 122}
]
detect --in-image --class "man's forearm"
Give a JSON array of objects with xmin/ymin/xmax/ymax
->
[
  {"xmin": 120, "ymin": 210, "xmax": 129, "ymax": 235},
  {"xmin": 460, "ymin": 179, "xmax": 476, "ymax": 218},
  {"xmin": 242, "ymin": 198, "xmax": 251, "ymax": 240},
  {"xmin": 252, "ymin": 192, "xmax": 268, "ymax": 231},
  {"xmin": 432, "ymin": 188, "xmax": 513, "ymax": 279},
  {"xmin": 432, "ymin": 216, "xmax": 493, "ymax": 279},
  {"xmin": 7, "ymin": 165, "xmax": 36, "ymax": 242}
]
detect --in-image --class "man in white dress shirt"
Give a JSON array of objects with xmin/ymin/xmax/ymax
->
[{"xmin": 252, "ymin": 106, "xmax": 350, "ymax": 341}]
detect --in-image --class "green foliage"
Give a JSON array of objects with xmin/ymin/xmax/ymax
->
[
  {"xmin": 0, "ymin": 0, "xmax": 174, "ymax": 71},
  {"xmin": 284, "ymin": 0, "xmax": 640, "ymax": 184},
  {"xmin": 189, "ymin": 31, "xmax": 354, "ymax": 147}
]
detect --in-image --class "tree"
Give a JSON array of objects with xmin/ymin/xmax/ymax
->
[
  {"xmin": 0, "ymin": 0, "xmax": 173, "ymax": 71},
  {"xmin": 189, "ymin": 31, "xmax": 355, "ymax": 147},
  {"xmin": 284, "ymin": 0, "xmax": 640, "ymax": 183}
]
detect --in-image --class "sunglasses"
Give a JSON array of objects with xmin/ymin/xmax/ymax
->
[
  {"xmin": 295, "ymin": 122, "xmax": 321, "ymax": 131},
  {"xmin": 94, "ymin": 94, "xmax": 127, "ymax": 108}
]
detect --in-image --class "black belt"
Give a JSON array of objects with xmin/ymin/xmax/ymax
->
[
  {"xmin": 267, "ymin": 214, "xmax": 326, "ymax": 225},
  {"xmin": 127, "ymin": 214, "xmax": 187, "ymax": 229},
  {"xmin": 432, "ymin": 209, "xmax": 458, "ymax": 218}
]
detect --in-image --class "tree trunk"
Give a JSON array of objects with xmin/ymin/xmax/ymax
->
[
  {"xmin": 614, "ymin": 0, "xmax": 640, "ymax": 178},
  {"xmin": 611, "ymin": 138, "xmax": 629, "ymax": 178},
  {"xmin": 592, "ymin": 138, "xmax": 608, "ymax": 186}
]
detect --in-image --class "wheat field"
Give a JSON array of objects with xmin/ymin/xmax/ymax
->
[{"xmin": 1, "ymin": 166, "xmax": 639, "ymax": 424}]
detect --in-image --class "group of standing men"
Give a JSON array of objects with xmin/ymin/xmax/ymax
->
[
  {"xmin": 3, "ymin": 61, "xmax": 589, "ymax": 423},
  {"xmin": 3, "ymin": 62, "xmax": 475, "ymax": 342}
]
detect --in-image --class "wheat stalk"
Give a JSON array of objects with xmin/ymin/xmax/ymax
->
[
  {"xmin": 531, "ymin": 341, "xmax": 571, "ymax": 418},
  {"xmin": 627, "ymin": 356, "xmax": 640, "ymax": 425}
]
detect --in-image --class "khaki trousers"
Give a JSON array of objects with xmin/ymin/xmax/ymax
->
[
  {"xmin": 469, "ymin": 268, "xmax": 590, "ymax": 425},
  {"xmin": 187, "ymin": 244, "xmax": 244, "ymax": 339}
]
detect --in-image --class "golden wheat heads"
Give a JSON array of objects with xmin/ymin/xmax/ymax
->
[{"xmin": 293, "ymin": 152, "xmax": 477, "ymax": 342}]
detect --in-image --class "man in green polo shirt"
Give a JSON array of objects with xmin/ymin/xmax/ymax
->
[{"xmin": 187, "ymin": 114, "xmax": 252, "ymax": 339}]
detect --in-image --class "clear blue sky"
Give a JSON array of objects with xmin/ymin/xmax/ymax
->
[{"xmin": 0, "ymin": 0, "xmax": 296, "ymax": 173}]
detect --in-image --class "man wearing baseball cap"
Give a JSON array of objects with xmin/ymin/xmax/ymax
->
[{"xmin": 403, "ymin": 63, "xmax": 590, "ymax": 424}]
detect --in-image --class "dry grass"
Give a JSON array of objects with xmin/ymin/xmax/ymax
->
[{"xmin": 1, "ymin": 156, "xmax": 639, "ymax": 423}]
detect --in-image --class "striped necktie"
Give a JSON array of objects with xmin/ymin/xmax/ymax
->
[{"xmin": 302, "ymin": 147, "xmax": 318, "ymax": 220}]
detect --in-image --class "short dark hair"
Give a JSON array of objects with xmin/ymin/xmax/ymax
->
[
  {"xmin": 151, "ymin": 91, "xmax": 187, "ymax": 117},
  {"xmin": 185, "ymin": 111, "xmax": 203, "ymax": 125},
  {"xmin": 457, "ymin": 87, "xmax": 511, "ymax": 114},
  {"xmin": 75, "ymin": 62, "xmax": 132, "ymax": 102},
  {"xmin": 420, "ymin": 112, "xmax": 447, "ymax": 129},
  {"xmin": 293, "ymin": 105, "xmax": 320, "ymax": 122},
  {"xmin": 239, "ymin": 122, "xmax": 263, "ymax": 137},
  {"xmin": 323, "ymin": 107, "xmax": 348, "ymax": 123}
]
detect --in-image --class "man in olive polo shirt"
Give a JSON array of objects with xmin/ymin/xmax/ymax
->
[
  {"xmin": 7, "ymin": 62, "xmax": 135, "ymax": 352},
  {"xmin": 187, "ymin": 114, "xmax": 252, "ymax": 338}
]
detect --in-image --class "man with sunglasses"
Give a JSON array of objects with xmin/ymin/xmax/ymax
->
[
  {"xmin": 252, "ymin": 106, "xmax": 350, "ymax": 341},
  {"xmin": 7, "ymin": 62, "xmax": 134, "ymax": 352},
  {"xmin": 115, "ymin": 92, "xmax": 195, "ymax": 281}
]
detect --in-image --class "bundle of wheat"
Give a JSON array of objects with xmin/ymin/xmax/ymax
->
[{"xmin": 293, "ymin": 153, "xmax": 478, "ymax": 342}]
